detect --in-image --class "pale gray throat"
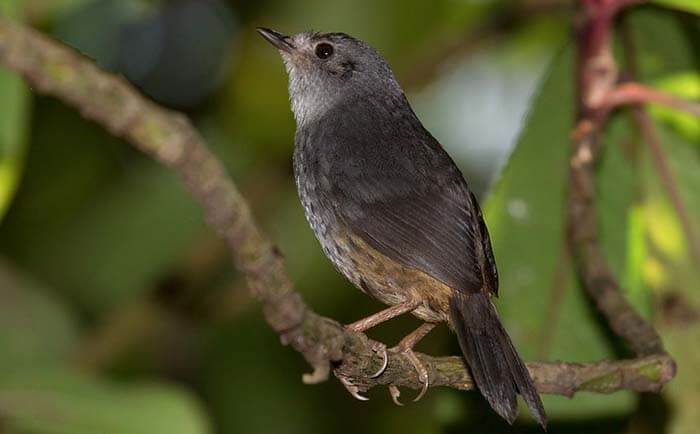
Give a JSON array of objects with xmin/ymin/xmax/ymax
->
[{"xmin": 284, "ymin": 61, "xmax": 344, "ymax": 127}]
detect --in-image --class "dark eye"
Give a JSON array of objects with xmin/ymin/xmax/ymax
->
[{"xmin": 315, "ymin": 43, "xmax": 334, "ymax": 59}]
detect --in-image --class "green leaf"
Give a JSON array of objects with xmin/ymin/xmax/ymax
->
[
  {"xmin": 628, "ymin": 10, "xmax": 698, "ymax": 80},
  {"xmin": 0, "ymin": 97, "xmax": 206, "ymax": 315},
  {"xmin": 650, "ymin": 0, "xmax": 700, "ymax": 15},
  {"xmin": 0, "ymin": 2, "xmax": 31, "ymax": 222},
  {"xmin": 650, "ymin": 72, "xmax": 700, "ymax": 142},
  {"xmin": 12, "ymin": 165, "xmax": 205, "ymax": 314},
  {"xmin": 0, "ymin": 260, "xmax": 79, "ymax": 371},
  {"xmin": 483, "ymin": 7, "xmax": 697, "ymax": 420},
  {"xmin": 0, "ymin": 369, "xmax": 211, "ymax": 434},
  {"xmin": 484, "ymin": 45, "xmax": 638, "ymax": 419},
  {"xmin": 628, "ymin": 9, "xmax": 700, "ymax": 432},
  {"xmin": 624, "ymin": 204, "xmax": 651, "ymax": 317},
  {"xmin": 642, "ymin": 125, "xmax": 700, "ymax": 434}
]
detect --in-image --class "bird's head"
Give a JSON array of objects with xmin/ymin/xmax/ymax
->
[{"xmin": 257, "ymin": 28, "xmax": 403, "ymax": 125}]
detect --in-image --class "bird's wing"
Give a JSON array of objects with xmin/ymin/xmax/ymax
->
[
  {"xmin": 330, "ymin": 152, "xmax": 499, "ymax": 296},
  {"xmin": 301, "ymin": 93, "xmax": 498, "ymax": 295}
]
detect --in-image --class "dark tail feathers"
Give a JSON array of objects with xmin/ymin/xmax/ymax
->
[{"xmin": 449, "ymin": 292, "xmax": 546, "ymax": 428}]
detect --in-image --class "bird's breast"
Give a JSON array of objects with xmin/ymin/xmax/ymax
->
[
  {"xmin": 293, "ymin": 138, "xmax": 354, "ymax": 278},
  {"xmin": 293, "ymin": 145, "xmax": 450, "ymax": 322}
]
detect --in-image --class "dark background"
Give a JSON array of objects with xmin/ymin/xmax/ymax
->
[{"xmin": 0, "ymin": 1, "xmax": 698, "ymax": 433}]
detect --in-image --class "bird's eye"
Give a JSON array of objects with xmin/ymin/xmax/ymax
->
[{"xmin": 315, "ymin": 43, "xmax": 334, "ymax": 59}]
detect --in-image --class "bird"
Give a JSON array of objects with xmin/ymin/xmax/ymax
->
[{"xmin": 257, "ymin": 27, "xmax": 546, "ymax": 428}]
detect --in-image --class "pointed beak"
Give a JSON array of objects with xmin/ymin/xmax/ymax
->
[{"xmin": 256, "ymin": 27, "xmax": 295, "ymax": 53}]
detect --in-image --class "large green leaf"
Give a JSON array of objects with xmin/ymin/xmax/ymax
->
[
  {"xmin": 0, "ymin": 369, "xmax": 211, "ymax": 434},
  {"xmin": 484, "ymin": 45, "xmax": 639, "ymax": 420},
  {"xmin": 0, "ymin": 1, "xmax": 31, "ymax": 222}
]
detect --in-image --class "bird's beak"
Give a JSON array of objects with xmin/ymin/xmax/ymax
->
[{"xmin": 256, "ymin": 27, "xmax": 295, "ymax": 53}]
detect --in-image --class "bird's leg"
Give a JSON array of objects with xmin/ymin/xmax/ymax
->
[
  {"xmin": 346, "ymin": 299, "xmax": 420, "ymax": 378},
  {"xmin": 337, "ymin": 299, "xmax": 420, "ymax": 400},
  {"xmin": 387, "ymin": 322, "xmax": 436, "ymax": 405},
  {"xmin": 346, "ymin": 299, "xmax": 421, "ymax": 332}
]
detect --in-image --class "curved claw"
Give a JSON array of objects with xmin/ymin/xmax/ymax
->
[
  {"xmin": 413, "ymin": 375, "xmax": 429, "ymax": 402},
  {"xmin": 388, "ymin": 385, "xmax": 403, "ymax": 406},
  {"xmin": 338, "ymin": 375, "xmax": 369, "ymax": 401},
  {"xmin": 399, "ymin": 347, "xmax": 430, "ymax": 402},
  {"xmin": 369, "ymin": 342, "xmax": 388, "ymax": 378}
]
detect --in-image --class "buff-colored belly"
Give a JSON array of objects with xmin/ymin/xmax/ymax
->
[{"xmin": 335, "ymin": 231, "xmax": 453, "ymax": 324}]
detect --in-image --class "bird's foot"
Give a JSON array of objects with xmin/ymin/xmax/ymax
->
[
  {"xmin": 337, "ymin": 374, "xmax": 369, "ymax": 401},
  {"xmin": 387, "ymin": 345, "xmax": 429, "ymax": 404},
  {"xmin": 388, "ymin": 385, "xmax": 403, "ymax": 406},
  {"xmin": 335, "ymin": 342, "xmax": 428, "ymax": 404},
  {"xmin": 343, "ymin": 323, "xmax": 389, "ymax": 378},
  {"xmin": 368, "ymin": 341, "xmax": 388, "ymax": 378}
]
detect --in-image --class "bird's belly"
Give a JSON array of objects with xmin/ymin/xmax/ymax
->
[
  {"xmin": 294, "ymin": 153, "xmax": 450, "ymax": 324},
  {"xmin": 303, "ymin": 207, "xmax": 450, "ymax": 323},
  {"xmin": 336, "ymin": 232, "xmax": 452, "ymax": 323}
]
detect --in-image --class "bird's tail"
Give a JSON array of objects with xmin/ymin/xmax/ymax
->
[{"xmin": 449, "ymin": 292, "xmax": 546, "ymax": 428}]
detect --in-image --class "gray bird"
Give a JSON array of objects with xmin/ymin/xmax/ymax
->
[{"xmin": 257, "ymin": 27, "xmax": 546, "ymax": 428}]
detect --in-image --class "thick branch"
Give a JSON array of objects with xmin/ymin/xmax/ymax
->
[{"xmin": 0, "ymin": 18, "xmax": 674, "ymax": 398}]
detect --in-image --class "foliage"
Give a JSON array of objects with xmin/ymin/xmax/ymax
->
[
  {"xmin": 0, "ymin": 0, "xmax": 30, "ymax": 221},
  {"xmin": 0, "ymin": 1, "xmax": 698, "ymax": 433}
]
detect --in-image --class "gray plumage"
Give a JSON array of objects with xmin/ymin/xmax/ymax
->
[{"xmin": 258, "ymin": 28, "xmax": 546, "ymax": 428}]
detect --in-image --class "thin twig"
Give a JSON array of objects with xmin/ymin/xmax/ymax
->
[
  {"xmin": 619, "ymin": 15, "xmax": 700, "ymax": 269},
  {"xmin": 633, "ymin": 109, "xmax": 700, "ymax": 267},
  {"xmin": 604, "ymin": 82, "xmax": 700, "ymax": 117},
  {"xmin": 0, "ymin": 16, "xmax": 675, "ymax": 399}
]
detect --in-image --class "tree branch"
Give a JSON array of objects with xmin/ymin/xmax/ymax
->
[
  {"xmin": 603, "ymin": 82, "xmax": 700, "ymax": 117},
  {"xmin": 0, "ymin": 16, "xmax": 675, "ymax": 399},
  {"xmin": 568, "ymin": 0, "xmax": 671, "ymax": 357}
]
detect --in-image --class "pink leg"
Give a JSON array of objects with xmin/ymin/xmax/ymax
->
[
  {"xmin": 346, "ymin": 299, "xmax": 421, "ymax": 332},
  {"xmin": 339, "ymin": 300, "xmax": 421, "ymax": 400},
  {"xmin": 388, "ymin": 322, "xmax": 437, "ymax": 404}
]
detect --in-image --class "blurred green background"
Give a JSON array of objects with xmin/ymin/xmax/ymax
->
[{"xmin": 0, "ymin": 1, "xmax": 698, "ymax": 433}]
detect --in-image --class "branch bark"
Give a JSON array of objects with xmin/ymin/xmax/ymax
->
[{"xmin": 0, "ymin": 15, "xmax": 675, "ymax": 399}]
